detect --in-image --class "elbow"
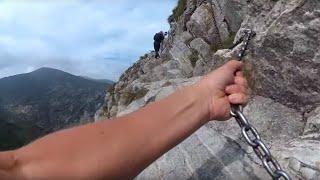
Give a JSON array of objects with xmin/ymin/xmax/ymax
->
[
  {"xmin": 0, "ymin": 150, "xmax": 19, "ymax": 170},
  {"xmin": 0, "ymin": 150, "xmax": 22, "ymax": 178}
]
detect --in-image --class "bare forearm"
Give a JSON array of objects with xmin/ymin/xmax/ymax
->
[
  {"xmin": 2, "ymin": 60, "xmax": 247, "ymax": 179},
  {"xmin": 121, "ymin": 84, "xmax": 210, "ymax": 177},
  {"xmin": 10, "ymin": 83, "xmax": 210, "ymax": 179}
]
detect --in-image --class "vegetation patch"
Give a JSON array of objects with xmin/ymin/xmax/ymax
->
[
  {"xmin": 0, "ymin": 116, "xmax": 45, "ymax": 150},
  {"xmin": 211, "ymin": 33, "xmax": 237, "ymax": 53},
  {"xmin": 107, "ymin": 84, "xmax": 115, "ymax": 95},
  {"xmin": 102, "ymin": 106, "xmax": 109, "ymax": 118},
  {"xmin": 139, "ymin": 53, "xmax": 148, "ymax": 61},
  {"xmin": 222, "ymin": 33, "xmax": 236, "ymax": 49},
  {"xmin": 107, "ymin": 84, "xmax": 117, "ymax": 103},
  {"xmin": 122, "ymin": 87, "xmax": 149, "ymax": 106},
  {"xmin": 210, "ymin": 43, "xmax": 221, "ymax": 53},
  {"xmin": 189, "ymin": 49, "xmax": 199, "ymax": 68},
  {"xmin": 168, "ymin": 0, "xmax": 188, "ymax": 23}
]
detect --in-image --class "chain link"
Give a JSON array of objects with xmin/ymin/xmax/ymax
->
[
  {"xmin": 230, "ymin": 29, "xmax": 292, "ymax": 180},
  {"xmin": 232, "ymin": 109, "xmax": 292, "ymax": 180},
  {"xmin": 242, "ymin": 125, "xmax": 260, "ymax": 147}
]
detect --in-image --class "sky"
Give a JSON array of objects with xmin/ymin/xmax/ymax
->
[{"xmin": 0, "ymin": 0, "xmax": 177, "ymax": 81}]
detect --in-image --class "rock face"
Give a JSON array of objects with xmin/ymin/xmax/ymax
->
[
  {"xmin": 304, "ymin": 107, "xmax": 320, "ymax": 136},
  {"xmin": 242, "ymin": 0, "xmax": 320, "ymax": 112},
  {"xmin": 97, "ymin": 0, "xmax": 320, "ymax": 179}
]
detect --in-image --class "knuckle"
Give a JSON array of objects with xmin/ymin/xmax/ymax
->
[
  {"xmin": 228, "ymin": 60, "xmax": 242, "ymax": 68},
  {"xmin": 237, "ymin": 77, "xmax": 248, "ymax": 87},
  {"xmin": 229, "ymin": 60, "xmax": 238, "ymax": 64},
  {"xmin": 237, "ymin": 94, "xmax": 246, "ymax": 102},
  {"xmin": 237, "ymin": 86, "xmax": 245, "ymax": 94},
  {"xmin": 241, "ymin": 86, "xmax": 248, "ymax": 93},
  {"xmin": 231, "ymin": 85, "xmax": 245, "ymax": 94}
]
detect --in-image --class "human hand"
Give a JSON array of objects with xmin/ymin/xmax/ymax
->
[{"xmin": 198, "ymin": 60, "xmax": 248, "ymax": 121}]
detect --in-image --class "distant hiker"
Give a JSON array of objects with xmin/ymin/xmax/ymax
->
[{"xmin": 153, "ymin": 31, "xmax": 167, "ymax": 59}]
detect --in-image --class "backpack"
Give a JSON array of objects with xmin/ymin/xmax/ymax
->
[{"xmin": 154, "ymin": 33, "xmax": 164, "ymax": 42}]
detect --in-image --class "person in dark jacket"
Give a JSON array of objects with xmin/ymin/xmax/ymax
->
[{"xmin": 153, "ymin": 31, "xmax": 166, "ymax": 58}]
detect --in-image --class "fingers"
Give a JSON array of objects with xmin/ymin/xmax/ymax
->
[
  {"xmin": 228, "ymin": 93, "xmax": 248, "ymax": 105},
  {"xmin": 225, "ymin": 71, "xmax": 248, "ymax": 93},
  {"xmin": 225, "ymin": 60, "xmax": 243, "ymax": 72},
  {"xmin": 226, "ymin": 68, "xmax": 248, "ymax": 105},
  {"xmin": 225, "ymin": 84, "xmax": 246, "ymax": 95},
  {"xmin": 236, "ymin": 71, "xmax": 243, "ymax": 76},
  {"xmin": 225, "ymin": 84, "xmax": 248, "ymax": 105},
  {"xmin": 235, "ymin": 75, "xmax": 248, "ymax": 89}
]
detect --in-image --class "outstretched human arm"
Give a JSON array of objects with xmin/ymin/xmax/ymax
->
[{"xmin": 0, "ymin": 60, "xmax": 248, "ymax": 180}]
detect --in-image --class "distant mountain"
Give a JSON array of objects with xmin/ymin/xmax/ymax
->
[{"xmin": 0, "ymin": 67, "xmax": 113, "ymax": 150}]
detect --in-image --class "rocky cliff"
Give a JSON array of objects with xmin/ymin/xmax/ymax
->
[{"xmin": 96, "ymin": 0, "xmax": 320, "ymax": 179}]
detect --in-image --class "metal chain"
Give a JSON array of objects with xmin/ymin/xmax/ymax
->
[{"xmin": 230, "ymin": 29, "xmax": 292, "ymax": 180}]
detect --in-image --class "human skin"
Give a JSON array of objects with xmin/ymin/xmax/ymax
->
[{"xmin": 0, "ymin": 60, "xmax": 248, "ymax": 180}]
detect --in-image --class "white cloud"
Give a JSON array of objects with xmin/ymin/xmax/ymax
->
[{"xmin": 0, "ymin": 0, "xmax": 177, "ymax": 81}]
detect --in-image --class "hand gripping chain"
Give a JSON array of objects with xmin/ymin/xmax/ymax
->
[{"xmin": 230, "ymin": 29, "xmax": 292, "ymax": 180}]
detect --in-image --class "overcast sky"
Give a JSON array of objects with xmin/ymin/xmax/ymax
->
[{"xmin": 0, "ymin": 0, "xmax": 177, "ymax": 81}]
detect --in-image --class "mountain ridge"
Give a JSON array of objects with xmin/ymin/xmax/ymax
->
[{"xmin": 0, "ymin": 67, "xmax": 113, "ymax": 150}]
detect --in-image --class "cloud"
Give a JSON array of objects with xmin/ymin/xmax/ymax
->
[{"xmin": 0, "ymin": 0, "xmax": 177, "ymax": 81}]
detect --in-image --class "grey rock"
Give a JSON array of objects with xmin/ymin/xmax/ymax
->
[
  {"xmin": 304, "ymin": 107, "xmax": 320, "ymax": 135},
  {"xmin": 113, "ymin": 77, "xmax": 201, "ymax": 118},
  {"xmin": 244, "ymin": 96, "xmax": 304, "ymax": 142},
  {"xmin": 193, "ymin": 59, "xmax": 208, "ymax": 76},
  {"xmin": 241, "ymin": 0, "xmax": 320, "ymax": 111},
  {"xmin": 273, "ymin": 139, "xmax": 320, "ymax": 180},
  {"xmin": 178, "ymin": 31, "xmax": 194, "ymax": 44},
  {"xmin": 187, "ymin": 3, "xmax": 218, "ymax": 45},
  {"xmin": 222, "ymin": 0, "xmax": 247, "ymax": 33},
  {"xmin": 210, "ymin": 96, "xmax": 304, "ymax": 143},
  {"xmin": 170, "ymin": 41, "xmax": 194, "ymax": 76},
  {"xmin": 190, "ymin": 38, "xmax": 211, "ymax": 59},
  {"xmin": 137, "ymin": 125, "xmax": 269, "ymax": 180},
  {"xmin": 117, "ymin": 98, "xmax": 146, "ymax": 117}
]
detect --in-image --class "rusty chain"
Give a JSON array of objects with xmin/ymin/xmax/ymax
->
[{"xmin": 230, "ymin": 29, "xmax": 292, "ymax": 180}]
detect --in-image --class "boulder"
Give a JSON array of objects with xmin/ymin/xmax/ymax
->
[
  {"xmin": 190, "ymin": 38, "xmax": 211, "ymax": 59},
  {"xmin": 187, "ymin": 3, "xmax": 219, "ymax": 45}
]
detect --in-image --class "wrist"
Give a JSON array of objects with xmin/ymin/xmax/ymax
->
[{"xmin": 189, "ymin": 81, "xmax": 213, "ymax": 124}]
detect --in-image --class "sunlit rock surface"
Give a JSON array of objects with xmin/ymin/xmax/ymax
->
[{"xmin": 97, "ymin": 0, "xmax": 320, "ymax": 179}]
